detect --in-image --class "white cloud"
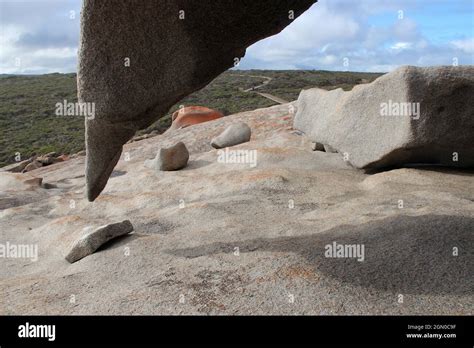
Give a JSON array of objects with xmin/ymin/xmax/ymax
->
[
  {"xmin": 0, "ymin": 0, "xmax": 472, "ymax": 74},
  {"xmin": 390, "ymin": 42, "xmax": 413, "ymax": 51},
  {"xmin": 32, "ymin": 47, "xmax": 77, "ymax": 59},
  {"xmin": 392, "ymin": 18, "xmax": 420, "ymax": 41},
  {"xmin": 451, "ymin": 38, "xmax": 474, "ymax": 54},
  {"xmin": 0, "ymin": 0, "xmax": 80, "ymax": 74},
  {"xmin": 238, "ymin": 0, "xmax": 474, "ymax": 72}
]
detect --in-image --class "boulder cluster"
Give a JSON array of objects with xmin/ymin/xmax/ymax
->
[
  {"xmin": 64, "ymin": 120, "xmax": 253, "ymax": 263},
  {"xmin": 1, "ymin": 152, "xmax": 82, "ymax": 173},
  {"xmin": 147, "ymin": 122, "xmax": 253, "ymax": 172}
]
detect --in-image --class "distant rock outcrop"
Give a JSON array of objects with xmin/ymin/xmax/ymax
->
[
  {"xmin": 294, "ymin": 66, "xmax": 474, "ymax": 169},
  {"xmin": 1, "ymin": 159, "xmax": 33, "ymax": 173},
  {"xmin": 78, "ymin": 0, "xmax": 317, "ymax": 201},
  {"xmin": 23, "ymin": 161, "xmax": 43, "ymax": 172},
  {"xmin": 1, "ymin": 152, "xmax": 70, "ymax": 173},
  {"xmin": 170, "ymin": 106, "xmax": 223, "ymax": 130}
]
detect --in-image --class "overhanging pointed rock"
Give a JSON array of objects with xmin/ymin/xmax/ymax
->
[{"xmin": 78, "ymin": 0, "xmax": 317, "ymax": 201}]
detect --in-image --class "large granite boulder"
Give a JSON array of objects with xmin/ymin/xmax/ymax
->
[
  {"xmin": 294, "ymin": 66, "xmax": 474, "ymax": 169},
  {"xmin": 78, "ymin": 0, "xmax": 317, "ymax": 201}
]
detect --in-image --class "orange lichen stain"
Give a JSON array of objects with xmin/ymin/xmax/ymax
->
[
  {"xmin": 243, "ymin": 171, "xmax": 282, "ymax": 181},
  {"xmin": 278, "ymin": 265, "xmax": 320, "ymax": 281},
  {"xmin": 257, "ymin": 147, "xmax": 294, "ymax": 154},
  {"xmin": 50, "ymin": 215, "xmax": 82, "ymax": 226}
]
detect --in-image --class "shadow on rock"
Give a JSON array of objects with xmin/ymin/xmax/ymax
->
[
  {"xmin": 182, "ymin": 159, "xmax": 213, "ymax": 171},
  {"xmin": 96, "ymin": 233, "xmax": 141, "ymax": 252},
  {"xmin": 110, "ymin": 170, "xmax": 127, "ymax": 178},
  {"xmin": 414, "ymin": 166, "xmax": 474, "ymax": 177},
  {"xmin": 168, "ymin": 214, "xmax": 473, "ymax": 295},
  {"xmin": 365, "ymin": 165, "xmax": 474, "ymax": 176}
]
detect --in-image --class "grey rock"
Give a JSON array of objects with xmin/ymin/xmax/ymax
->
[
  {"xmin": 323, "ymin": 144, "xmax": 337, "ymax": 153},
  {"xmin": 36, "ymin": 153, "xmax": 66, "ymax": 166},
  {"xmin": 65, "ymin": 220, "xmax": 134, "ymax": 263},
  {"xmin": 311, "ymin": 142, "xmax": 325, "ymax": 151},
  {"xmin": 22, "ymin": 161, "xmax": 42, "ymax": 172},
  {"xmin": 23, "ymin": 177, "xmax": 43, "ymax": 187},
  {"xmin": 294, "ymin": 65, "xmax": 474, "ymax": 169},
  {"xmin": 1, "ymin": 158, "xmax": 33, "ymax": 173},
  {"xmin": 42, "ymin": 182, "xmax": 58, "ymax": 189},
  {"xmin": 78, "ymin": 0, "xmax": 316, "ymax": 201},
  {"xmin": 22, "ymin": 177, "xmax": 57, "ymax": 189},
  {"xmin": 145, "ymin": 142, "xmax": 189, "ymax": 171},
  {"xmin": 37, "ymin": 156, "xmax": 54, "ymax": 165},
  {"xmin": 70, "ymin": 150, "xmax": 86, "ymax": 159},
  {"xmin": 211, "ymin": 122, "xmax": 252, "ymax": 149}
]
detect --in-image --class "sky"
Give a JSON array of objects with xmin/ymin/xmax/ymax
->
[{"xmin": 0, "ymin": 0, "xmax": 472, "ymax": 74}]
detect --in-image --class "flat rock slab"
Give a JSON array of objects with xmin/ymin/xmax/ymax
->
[
  {"xmin": 294, "ymin": 65, "xmax": 474, "ymax": 169},
  {"xmin": 1, "ymin": 103, "xmax": 473, "ymax": 315},
  {"xmin": 65, "ymin": 220, "xmax": 134, "ymax": 263}
]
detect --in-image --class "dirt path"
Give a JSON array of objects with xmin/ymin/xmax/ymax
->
[
  {"xmin": 256, "ymin": 92, "xmax": 289, "ymax": 104},
  {"xmin": 235, "ymin": 74, "xmax": 289, "ymax": 104}
]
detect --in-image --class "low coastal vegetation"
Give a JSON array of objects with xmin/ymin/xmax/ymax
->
[{"xmin": 0, "ymin": 70, "xmax": 382, "ymax": 167}]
